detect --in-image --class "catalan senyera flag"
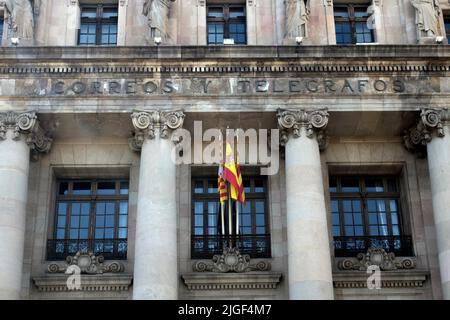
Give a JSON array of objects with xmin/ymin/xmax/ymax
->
[
  {"xmin": 218, "ymin": 165, "xmax": 228, "ymax": 204},
  {"xmin": 223, "ymin": 142, "xmax": 245, "ymax": 203}
]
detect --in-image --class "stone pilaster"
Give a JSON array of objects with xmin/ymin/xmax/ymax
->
[
  {"xmin": 0, "ymin": 111, "xmax": 52, "ymax": 300},
  {"xmin": 404, "ymin": 108, "xmax": 450, "ymax": 300},
  {"xmin": 130, "ymin": 110, "xmax": 185, "ymax": 300},
  {"xmin": 277, "ymin": 109, "xmax": 334, "ymax": 300}
]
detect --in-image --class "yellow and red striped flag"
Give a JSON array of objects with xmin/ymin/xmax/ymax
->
[
  {"xmin": 223, "ymin": 142, "xmax": 245, "ymax": 203},
  {"xmin": 218, "ymin": 165, "xmax": 228, "ymax": 203}
]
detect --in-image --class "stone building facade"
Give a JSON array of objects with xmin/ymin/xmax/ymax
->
[{"xmin": 0, "ymin": 0, "xmax": 449, "ymax": 300}]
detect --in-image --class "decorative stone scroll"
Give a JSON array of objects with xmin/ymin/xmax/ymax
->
[
  {"xmin": 403, "ymin": 108, "xmax": 449, "ymax": 157},
  {"xmin": 277, "ymin": 108, "xmax": 329, "ymax": 150},
  {"xmin": 338, "ymin": 248, "xmax": 416, "ymax": 271},
  {"xmin": 0, "ymin": 111, "xmax": 52, "ymax": 157},
  {"xmin": 129, "ymin": 110, "xmax": 185, "ymax": 151},
  {"xmin": 193, "ymin": 248, "xmax": 271, "ymax": 273},
  {"xmin": 47, "ymin": 251, "xmax": 125, "ymax": 275}
]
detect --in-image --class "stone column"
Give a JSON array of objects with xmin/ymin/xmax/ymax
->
[
  {"xmin": 0, "ymin": 111, "xmax": 52, "ymax": 300},
  {"xmin": 277, "ymin": 109, "xmax": 334, "ymax": 300},
  {"xmin": 404, "ymin": 108, "xmax": 450, "ymax": 299},
  {"xmin": 130, "ymin": 110, "xmax": 185, "ymax": 300}
]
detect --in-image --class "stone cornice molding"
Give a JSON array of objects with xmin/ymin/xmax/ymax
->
[
  {"xmin": 182, "ymin": 272, "xmax": 282, "ymax": 290},
  {"xmin": 0, "ymin": 111, "xmax": 52, "ymax": 156},
  {"xmin": 403, "ymin": 108, "xmax": 449, "ymax": 157},
  {"xmin": 129, "ymin": 110, "xmax": 185, "ymax": 151},
  {"xmin": 277, "ymin": 108, "xmax": 329, "ymax": 150},
  {"xmin": 33, "ymin": 274, "xmax": 133, "ymax": 292},
  {"xmin": 333, "ymin": 270, "xmax": 428, "ymax": 289}
]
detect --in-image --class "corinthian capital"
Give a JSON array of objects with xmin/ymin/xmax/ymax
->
[
  {"xmin": 129, "ymin": 110, "xmax": 185, "ymax": 151},
  {"xmin": 277, "ymin": 108, "xmax": 329, "ymax": 149},
  {"xmin": 0, "ymin": 111, "xmax": 52, "ymax": 156},
  {"xmin": 403, "ymin": 108, "xmax": 450, "ymax": 157}
]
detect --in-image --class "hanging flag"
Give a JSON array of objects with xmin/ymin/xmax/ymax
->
[
  {"xmin": 218, "ymin": 165, "xmax": 228, "ymax": 203},
  {"xmin": 223, "ymin": 142, "xmax": 245, "ymax": 203}
]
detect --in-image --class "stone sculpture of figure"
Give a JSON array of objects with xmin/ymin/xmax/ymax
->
[
  {"xmin": 284, "ymin": 0, "xmax": 309, "ymax": 39},
  {"xmin": 3, "ymin": 0, "xmax": 34, "ymax": 40},
  {"xmin": 411, "ymin": 0, "xmax": 441, "ymax": 38},
  {"xmin": 142, "ymin": 0, "xmax": 176, "ymax": 42}
]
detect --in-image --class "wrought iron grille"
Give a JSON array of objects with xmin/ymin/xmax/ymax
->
[
  {"xmin": 333, "ymin": 235, "xmax": 413, "ymax": 257},
  {"xmin": 47, "ymin": 239, "xmax": 127, "ymax": 261}
]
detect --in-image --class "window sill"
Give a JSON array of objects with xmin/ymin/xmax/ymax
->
[
  {"xmin": 33, "ymin": 274, "xmax": 133, "ymax": 292},
  {"xmin": 181, "ymin": 272, "xmax": 282, "ymax": 291},
  {"xmin": 333, "ymin": 270, "xmax": 429, "ymax": 289}
]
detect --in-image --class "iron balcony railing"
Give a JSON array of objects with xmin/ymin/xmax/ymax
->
[
  {"xmin": 333, "ymin": 235, "xmax": 413, "ymax": 257},
  {"xmin": 191, "ymin": 234, "xmax": 271, "ymax": 259},
  {"xmin": 46, "ymin": 239, "xmax": 127, "ymax": 261}
]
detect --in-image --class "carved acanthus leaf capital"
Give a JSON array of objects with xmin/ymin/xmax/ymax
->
[
  {"xmin": 129, "ymin": 110, "xmax": 185, "ymax": 151},
  {"xmin": 0, "ymin": 111, "xmax": 52, "ymax": 157},
  {"xmin": 403, "ymin": 108, "xmax": 449, "ymax": 157},
  {"xmin": 277, "ymin": 108, "xmax": 329, "ymax": 150}
]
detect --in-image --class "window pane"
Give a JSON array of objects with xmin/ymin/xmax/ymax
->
[
  {"xmin": 119, "ymin": 215, "xmax": 128, "ymax": 227},
  {"xmin": 104, "ymin": 228, "xmax": 114, "ymax": 239},
  {"xmin": 120, "ymin": 202, "xmax": 128, "ymax": 214},
  {"xmin": 70, "ymin": 216, "xmax": 79, "ymax": 227},
  {"xmin": 333, "ymin": 226, "xmax": 341, "ymax": 236},
  {"xmin": 56, "ymin": 229, "xmax": 65, "ymax": 239},
  {"xmin": 80, "ymin": 216, "xmax": 89, "ymax": 228},
  {"xmin": 73, "ymin": 182, "xmax": 91, "ymax": 195},
  {"xmin": 242, "ymin": 214, "xmax": 251, "ymax": 226},
  {"xmin": 334, "ymin": 8, "xmax": 349, "ymax": 18},
  {"xmin": 105, "ymin": 203, "xmax": 115, "ymax": 215},
  {"xmin": 255, "ymin": 201, "xmax": 264, "ymax": 214},
  {"xmin": 208, "ymin": 7, "xmax": 224, "ymax": 18},
  {"xmin": 97, "ymin": 181, "xmax": 116, "ymax": 195},
  {"xmin": 119, "ymin": 228, "xmax": 127, "ymax": 239},
  {"xmin": 79, "ymin": 229, "xmax": 88, "ymax": 239},
  {"xmin": 194, "ymin": 181, "xmax": 203, "ymax": 193},
  {"xmin": 120, "ymin": 182, "xmax": 129, "ymax": 195},
  {"xmin": 59, "ymin": 182, "xmax": 69, "ymax": 195},
  {"xmin": 58, "ymin": 202, "xmax": 67, "ymax": 215},
  {"xmin": 195, "ymin": 202, "xmax": 203, "ymax": 214},
  {"xmin": 81, "ymin": 8, "xmax": 97, "ymax": 19},
  {"xmin": 256, "ymin": 214, "xmax": 265, "ymax": 226},
  {"xmin": 332, "ymin": 213, "xmax": 340, "ymax": 225},
  {"xmin": 69, "ymin": 229, "xmax": 78, "ymax": 239},
  {"xmin": 329, "ymin": 177, "xmax": 337, "ymax": 192},
  {"xmin": 105, "ymin": 215, "xmax": 115, "ymax": 227},
  {"xmin": 341, "ymin": 178, "xmax": 359, "ymax": 192},
  {"xmin": 229, "ymin": 7, "xmax": 245, "ymax": 18},
  {"xmin": 72, "ymin": 203, "xmax": 81, "ymax": 215},
  {"xmin": 96, "ymin": 216, "xmax": 105, "ymax": 227},
  {"xmin": 208, "ymin": 181, "xmax": 217, "ymax": 193},
  {"xmin": 96, "ymin": 202, "xmax": 106, "ymax": 214},
  {"xmin": 256, "ymin": 226, "xmax": 265, "ymax": 234},
  {"xmin": 254, "ymin": 179, "xmax": 264, "ymax": 192},
  {"xmin": 57, "ymin": 215, "xmax": 66, "ymax": 228},
  {"xmin": 95, "ymin": 229, "xmax": 104, "ymax": 239},
  {"xmin": 102, "ymin": 8, "xmax": 118, "ymax": 18},
  {"xmin": 195, "ymin": 215, "xmax": 203, "ymax": 227},
  {"xmin": 81, "ymin": 203, "xmax": 90, "ymax": 215},
  {"xmin": 365, "ymin": 178, "xmax": 384, "ymax": 192}
]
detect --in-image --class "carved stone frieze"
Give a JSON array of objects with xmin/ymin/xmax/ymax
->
[
  {"xmin": 47, "ymin": 251, "xmax": 125, "ymax": 275},
  {"xmin": 193, "ymin": 247, "xmax": 271, "ymax": 273},
  {"xmin": 129, "ymin": 110, "xmax": 185, "ymax": 151},
  {"xmin": 338, "ymin": 248, "xmax": 416, "ymax": 271},
  {"xmin": 403, "ymin": 108, "xmax": 449, "ymax": 157},
  {"xmin": 277, "ymin": 108, "xmax": 329, "ymax": 150},
  {"xmin": 0, "ymin": 111, "xmax": 52, "ymax": 157}
]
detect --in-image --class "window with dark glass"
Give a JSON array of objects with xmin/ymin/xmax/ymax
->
[
  {"xmin": 445, "ymin": 16, "xmax": 450, "ymax": 44},
  {"xmin": 207, "ymin": 5, "xmax": 246, "ymax": 45},
  {"xmin": 330, "ymin": 176, "xmax": 413, "ymax": 257},
  {"xmin": 0, "ymin": 17, "xmax": 3, "ymax": 43},
  {"xmin": 47, "ymin": 180, "xmax": 129, "ymax": 260},
  {"xmin": 334, "ymin": 5, "xmax": 374, "ymax": 44},
  {"xmin": 191, "ymin": 176, "xmax": 270, "ymax": 258},
  {"xmin": 78, "ymin": 5, "xmax": 118, "ymax": 46}
]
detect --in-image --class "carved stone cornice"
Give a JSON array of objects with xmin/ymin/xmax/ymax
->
[
  {"xmin": 193, "ymin": 247, "xmax": 271, "ymax": 273},
  {"xmin": 337, "ymin": 248, "xmax": 416, "ymax": 271},
  {"xmin": 33, "ymin": 274, "xmax": 133, "ymax": 292},
  {"xmin": 129, "ymin": 110, "xmax": 185, "ymax": 151},
  {"xmin": 182, "ymin": 272, "xmax": 282, "ymax": 290},
  {"xmin": 277, "ymin": 108, "xmax": 329, "ymax": 150},
  {"xmin": 0, "ymin": 111, "xmax": 52, "ymax": 157},
  {"xmin": 47, "ymin": 251, "xmax": 125, "ymax": 275},
  {"xmin": 333, "ymin": 271, "xmax": 428, "ymax": 289},
  {"xmin": 403, "ymin": 108, "xmax": 449, "ymax": 157}
]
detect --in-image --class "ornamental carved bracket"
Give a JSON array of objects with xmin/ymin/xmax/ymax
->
[
  {"xmin": 47, "ymin": 251, "xmax": 125, "ymax": 275},
  {"xmin": 0, "ymin": 111, "xmax": 52, "ymax": 159},
  {"xmin": 277, "ymin": 108, "xmax": 329, "ymax": 150},
  {"xmin": 403, "ymin": 108, "xmax": 449, "ymax": 157},
  {"xmin": 338, "ymin": 248, "xmax": 416, "ymax": 271},
  {"xmin": 129, "ymin": 110, "xmax": 185, "ymax": 151},
  {"xmin": 193, "ymin": 247, "xmax": 271, "ymax": 273}
]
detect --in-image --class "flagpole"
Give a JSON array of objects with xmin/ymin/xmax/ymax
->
[
  {"xmin": 235, "ymin": 133, "xmax": 240, "ymax": 236},
  {"xmin": 219, "ymin": 131, "xmax": 225, "ymax": 237},
  {"xmin": 227, "ymin": 182, "xmax": 232, "ymax": 247}
]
